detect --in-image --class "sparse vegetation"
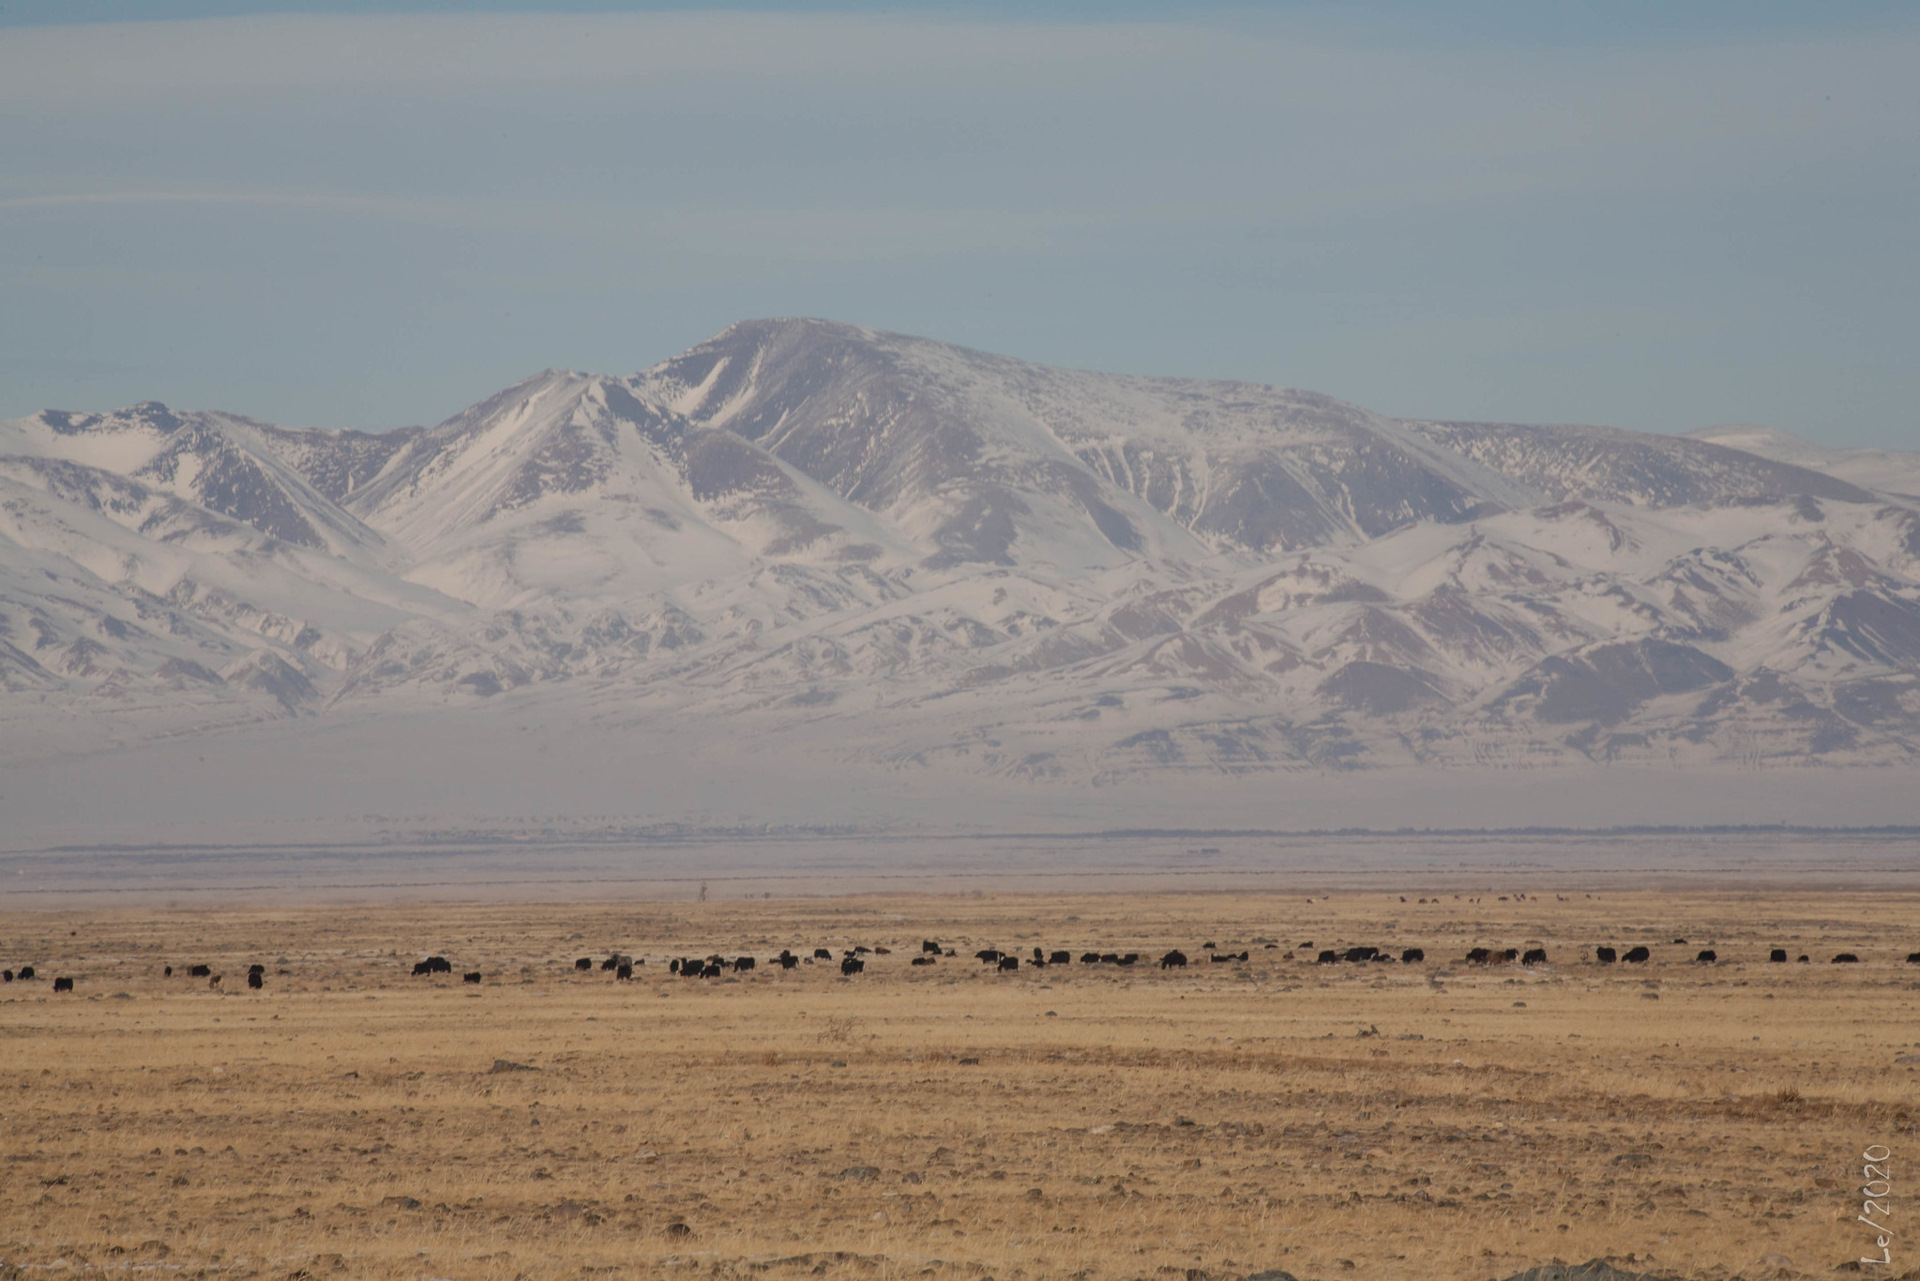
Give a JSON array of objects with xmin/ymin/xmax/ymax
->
[{"xmin": 0, "ymin": 890, "xmax": 1913, "ymax": 1279}]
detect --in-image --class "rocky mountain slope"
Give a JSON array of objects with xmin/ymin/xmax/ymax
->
[{"xmin": 4, "ymin": 319, "xmax": 1918, "ymax": 808}]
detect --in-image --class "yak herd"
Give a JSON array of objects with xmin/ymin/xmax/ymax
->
[{"xmin": 7, "ymin": 940, "xmax": 1920, "ymax": 994}]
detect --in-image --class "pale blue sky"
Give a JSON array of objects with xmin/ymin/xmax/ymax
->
[{"xmin": 1, "ymin": 3, "xmax": 1915, "ymax": 447}]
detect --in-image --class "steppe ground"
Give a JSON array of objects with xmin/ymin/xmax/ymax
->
[{"xmin": 1, "ymin": 889, "xmax": 1917, "ymax": 1281}]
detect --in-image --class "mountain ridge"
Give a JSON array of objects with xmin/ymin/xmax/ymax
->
[{"xmin": 3, "ymin": 318, "xmax": 1917, "ymax": 835}]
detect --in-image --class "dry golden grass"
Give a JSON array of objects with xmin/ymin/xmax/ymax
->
[{"xmin": 1, "ymin": 889, "xmax": 1916, "ymax": 1280}]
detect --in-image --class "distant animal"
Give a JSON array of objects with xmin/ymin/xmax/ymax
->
[
  {"xmin": 733, "ymin": 957, "xmax": 754, "ymax": 972},
  {"xmin": 1316, "ymin": 950, "xmax": 1339, "ymax": 964},
  {"xmin": 873, "ymin": 947, "xmax": 891, "ymax": 955},
  {"xmin": 1595, "ymin": 947, "xmax": 1617, "ymax": 964},
  {"xmin": 975, "ymin": 949, "xmax": 1002, "ymax": 963},
  {"xmin": 922, "ymin": 940, "xmax": 941, "ymax": 954},
  {"xmin": 700, "ymin": 963, "xmax": 722, "ymax": 978},
  {"xmin": 1672, "ymin": 938, "xmax": 1687, "ymax": 945},
  {"xmin": 1117, "ymin": 953, "xmax": 1138, "ymax": 966},
  {"xmin": 998, "ymin": 956, "xmax": 1019, "ymax": 971},
  {"xmin": 1099, "ymin": 952, "xmax": 1120, "ymax": 964},
  {"xmin": 188, "ymin": 964, "xmax": 211, "ymax": 978},
  {"xmin": 247, "ymin": 971, "xmax": 264, "ymax": 990},
  {"xmin": 853, "ymin": 946, "xmax": 871, "ymax": 955},
  {"xmin": 1033, "ymin": 947, "xmax": 1045, "ymax": 962},
  {"xmin": 1623, "ymin": 946, "xmax": 1651, "ymax": 963},
  {"xmin": 1907, "ymin": 952, "xmax": 1920, "ymax": 964},
  {"xmin": 575, "ymin": 957, "xmax": 593, "ymax": 971},
  {"xmin": 1, "ymin": 971, "xmax": 10, "ymax": 983},
  {"xmin": 813, "ymin": 948, "xmax": 832, "ymax": 960},
  {"xmin": 1049, "ymin": 951, "xmax": 1071, "ymax": 965},
  {"xmin": 1081, "ymin": 952, "xmax": 1101, "ymax": 964},
  {"xmin": 163, "ymin": 966, "xmax": 172, "ymax": 977},
  {"xmin": 208, "ymin": 974, "xmax": 222, "ymax": 989},
  {"xmin": 1502, "ymin": 948, "xmax": 1519, "ymax": 962},
  {"xmin": 1521, "ymin": 948, "xmax": 1548, "ymax": 966},
  {"xmin": 1465, "ymin": 947, "xmax": 1492, "ymax": 965},
  {"xmin": 1344, "ymin": 946, "xmax": 1378, "ymax": 963},
  {"xmin": 1770, "ymin": 949, "xmax": 1789, "ymax": 963},
  {"xmin": 840, "ymin": 956, "xmax": 864, "ymax": 976},
  {"xmin": 52, "ymin": 977, "xmax": 73, "ymax": 992},
  {"xmin": 463, "ymin": 971, "xmax": 483, "ymax": 984},
  {"xmin": 17, "ymin": 966, "xmax": 33, "ymax": 981},
  {"xmin": 1202, "ymin": 942, "xmax": 1217, "ymax": 950},
  {"xmin": 1832, "ymin": 953, "xmax": 1860, "ymax": 964},
  {"xmin": 778, "ymin": 952, "xmax": 800, "ymax": 970},
  {"xmin": 669, "ymin": 959, "xmax": 681, "ymax": 974},
  {"xmin": 248, "ymin": 963, "xmax": 265, "ymax": 975},
  {"xmin": 615, "ymin": 964, "xmax": 633, "ymax": 981},
  {"xmin": 911, "ymin": 956, "xmax": 935, "ymax": 966},
  {"xmin": 1798, "ymin": 955, "xmax": 1810, "ymax": 963},
  {"xmin": 1400, "ymin": 948, "xmax": 1425, "ymax": 964},
  {"xmin": 1695, "ymin": 950, "xmax": 1717, "ymax": 964},
  {"xmin": 1160, "ymin": 950, "xmax": 1188, "ymax": 969}
]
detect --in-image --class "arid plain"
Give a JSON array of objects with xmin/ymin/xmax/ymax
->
[{"xmin": 2, "ymin": 890, "xmax": 1916, "ymax": 1281}]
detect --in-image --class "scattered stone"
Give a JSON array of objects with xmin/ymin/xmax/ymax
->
[{"xmin": 1500, "ymin": 1260, "xmax": 1681, "ymax": 1281}]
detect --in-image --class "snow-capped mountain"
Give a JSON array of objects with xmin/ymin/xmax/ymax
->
[{"xmin": 4, "ymin": 318, "xmax": 1917, "ymax": 829}]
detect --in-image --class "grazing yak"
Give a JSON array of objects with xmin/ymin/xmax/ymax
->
[
  {"xmin": 1159, "ymin": 950, "xmax": 1188, "ymax": 969},
  {"xmin": 777, "ymin": 951, "xmax": 800, "ymax": 970},
  {"xmin": 1344, "ymin": 946, "xmax": 1379, "ymax": 963},
  {"xmin": 922, "ymin": 940, "xmax": 941, "ymax": 954},
  {"xmin": 412, "ymin": 956, "xmax": 453, "ymax": 976},
  {"xmin": 1832, "ymin": 953, "xmax": 1860, "ymax": 964},
  {"xmin": 911, "ymin": 956, "xmax": 936, "ymax": 966},
  {"xmin": 1049, "ymin": 950, "xmax": 1072, "ymax": 965},
  {"xmin": 1908, "ymin": 952, "xmax": 1920, "ymax": 964},
  {"xmin": 464, "ymin": 971, "xmax": 483, "ymax": 984},
  {"xmin": 247, "ymin": 970, "xmax": 264, "ymax": 989},
  {"xmin": 1521, "ymin": 948, "xmax": 1549, "ymax": 966},
  {"xmin": 574, "ymin": 957, "xmax": 593, "ymax": 971},
  {"xmin": 1595, "ymin": 946, "xmax": 1618, "ymax": 964},
  {"xmin": 1, "ymin": 971, "xmax": 10, "ymax": 983},
  {"xmin": 1771, "ymin": 949, "xmax": 1789, "ymax": 963},
  {"xmin": 1696, "ymin": 950, "xmax": 1717, "ymax": 964},
  {"xmin": 1465, "ymin": 947, "xmax": 1493, "ymax": 965},
  {"xmin": 813, "ymin": 948, "xmax": 833, "ymax": 960},
  {"xmin": 615, "ymin": 963, "xmax": 633, "ymax": 981},
  {"xmin": 998, "ymin": 956, "xmax": 1020, "ymax": 971},
  {"xmin": 1400, "ymin": 948, "xmax": 1425, "ymax": 964},
  {"xmin": 975, "ymin": 949, "xmax": 1002, "ymax": 964},
  {"xmin": 840, "ymin": 956, "xmax": 865, "ymax": 976},
  {"xmin": 1623, "ymin": 946, "xmax": 1651, "ymax": 963},
  {"xmin": 1316, "ymin": 950, "xmax": 1339, "ymax": 964},
  {"xmin": 188, "ymin": 964, "xmax": 211, "ymax": 978},
  {"xmin": 52, "ymin": 976, "xmax": 73, "ymax": 992},
  {"xmin": 17, "ymin": 966, "xmax": 34, "ymax": 981}
]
